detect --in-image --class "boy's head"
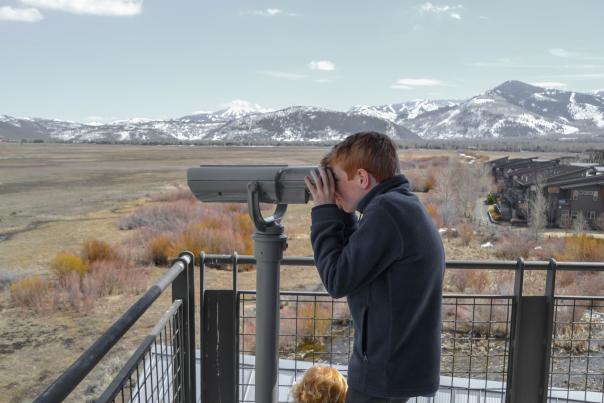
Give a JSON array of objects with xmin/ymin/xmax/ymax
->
[
  {"xmin": 291, "ymin": 366, "xmax": 347, "ymax": 403},
  {"xmin": 321, "ymin": 131, "xmax": 400, "ymax": 212}
]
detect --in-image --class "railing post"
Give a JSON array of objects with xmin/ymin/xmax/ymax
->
[
  {"xmin": 507, "ymin": 257, "xmax": 555, "ymax": 403},
  {"xmin": 172, "ymin": 251, "xmax": 196, "ymax": 402},
  {"xmin": 542, "ymin": 258, "xmax": 557, "ymax": 400},
  {"xmin": 232, "ymin": 252, "xmax": 240, "ymax": 403},
  {"xmin": 201, "ymin": 290, "xmax": 237, "ymax": 402},
  {"xmin": 506, "ymin": 257, "xmax": 524, "ymax": 403}
]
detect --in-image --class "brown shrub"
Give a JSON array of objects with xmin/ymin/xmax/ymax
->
[
  {"xmin": 555, "ymin": 235, "xmax": 604, "ymax": 262},
  {"xmin": 240, "ymin": 317, "xmax": 257, "ymax": 354},
  {"xmin": 117, "ymin": 200, "xmax": 253, "ymax": 265},
  {"xmin": 457, "ymin": 223, "xmax": 474, "ymax": 246},
  {"xmin": 148, "ymin": 235, "xmax": 173, "ymax": 266},
  {"xmin": 150, "ymin": 185, "xmax": 196, "ymax": 202},
  {"xmin": 296, "ymin": 301, "xmax": 332, "ymax": 339},
  {"xmin": 82, "ymin": 239, "xmax": 115, "ymax": 263},
  {"xmin": 442, "ymin": 297, "xmax": 510, "ymax": 337},
  {"xmin": 494, "ymin": 231, "xmax": 535, "ymax": 260},
  {"xmin": 279, "ymin": 300, "xmax": 333, "ymax": 357},
  {"xmin": 424, "ymin": 175, "xmax": 436, "ymax": 192},
  {"xmin": 88, "ymin": 261, "xmax": 147, "ymax": 296},
  {"xmin": 57, "ymin": 261, "xmax": 148, "ymax": 312},
  {"xmin": 10, "ymin": 275, "xmax": 53, "ymax": 311},
  {"xmin": 529, "ymin": 237, "xmax": 565, "ymax": 260},
  {"xmin": 50, "ymin": 252, "xmax": 89, "ymax": 284},
  {"xmin": 445, "ymin": 269, "xmax": 499, "ymax": 293},
  {"xmin": 424, "ymin": 202, "xmax": 444, "ymax": 228},
  {"xmin": 235, "ymin": 213, "xmax": 254, "ymax": 255},
  {"xmin": 117, "ymin": 200, "xmax": 203, "ymax": 232},
  {"xmin": 170, "ymin": 222, "xmax": 249, "ymax": 260}
]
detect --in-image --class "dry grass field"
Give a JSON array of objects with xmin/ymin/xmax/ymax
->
[{"xmin": 0, "ymin": 143, "xmax": 578, "ymax": 402}]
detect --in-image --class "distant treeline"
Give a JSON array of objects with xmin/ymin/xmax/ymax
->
[{"xmin": 7, "ymin": 136, "xmax": 604, "ymax": 153}]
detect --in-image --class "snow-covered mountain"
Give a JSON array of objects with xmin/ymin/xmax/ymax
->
[
  {"xmin": 594, "ymin": 89, "xmax": 604, "ymax": 99},
  {"xmin": 204, "ymin": 106, "xmax": 417, "ymax": 142},
  {"xmin": 404, "ymin": 81, "xmax": 604, "ymax": 139},
  {"xmin": 179, "ymin": 100, "xmax": 272, "ymax": 123},
  {"xmin": 348, "ymin": 99, "xmax": 459, "ymax": 125},
  {"xmin": 0, "ymin": 107, "xmax": 417, "ymax": 143},
  {"xmin": 2, "ymin": 81, "xmax": 604, "ymax": 143}
]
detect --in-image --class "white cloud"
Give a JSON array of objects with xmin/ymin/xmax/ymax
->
[
  {"xmin": 315, "ymin": 79, "xmax": 331, "ymax": 83},
  {"xmin": 262, "ymin": 71, "xmax": 306, "ymax": 80},
  {"xmin": 469, "ymin": 58, "xmax": 548, "ymax": 69},
  {"xmin": 244, "ymin": 8, "xmax": 295, "ymax": 17},
  {"xmin": 531, "ymin": 82, "xmax": 568, "ymax": 89},
  {"xmin": 419, "ymin": 2, "xmax": 463, "ymax": 20},
  {"xmin": 562, "ymin": 64, "xmax": 604, "ymax": 70},
  {"xmin": 18, "ymin": 0, "xmax": 142, "ymax": 16},
  {"xmin": 549, "ymin": 48, "xmax": 604, "ymax": 61},
  {"xmin": 308, "ymin": 60, "xmax": 335, "ymax": 71},
  {"xmin": 396, "ymin": 78, "xmax": 442, "ymax": 86},
  {"xmin": 0, "ymin": 6, "xmax": 43, "ymax": 22},
  {"xmin": 553, "ymin": 73, "xmax": 604, "ymax": 79},
  {"xmin": 549, "ymin": 48, "xmax": 574, "ymax": 58}
]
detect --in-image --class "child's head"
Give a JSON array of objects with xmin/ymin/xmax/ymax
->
[
  {"xmin": 321, "ymin": 131, "xmax": 400, "ymax": 182},
  {"xmin": 320, "ymin": 132, "xmax": 400, "ymax": 212},
  {"xmin": 291, "ymin": 366, "xmax": 347, "ymax": 403}
]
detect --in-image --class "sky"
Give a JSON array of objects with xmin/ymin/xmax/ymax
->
[{"xmin": 1, "ymin": 0, "xmax": 603, "ymax": 122}]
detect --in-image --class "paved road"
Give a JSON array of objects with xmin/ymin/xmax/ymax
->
[{"xmin": 474, "ymin": 197, "xmax": 493, "ymax": 226}]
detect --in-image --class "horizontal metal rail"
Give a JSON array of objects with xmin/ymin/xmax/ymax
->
[
  {"xmin": 202, "ymin": 254, "xmax": 604, "ymax": 271},
  {"xmin": 35, "ymin": 254, "xmax": 192, "ymax": 403}
]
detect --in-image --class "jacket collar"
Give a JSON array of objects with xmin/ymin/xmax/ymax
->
[{"xmin": 357, "ymin": 174, "xmax": 410, "ymax": 213}]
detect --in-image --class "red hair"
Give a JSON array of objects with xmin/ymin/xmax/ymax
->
[{"xmin": 321, "ymin": 132, "xmax": 400, "ymax": 182}]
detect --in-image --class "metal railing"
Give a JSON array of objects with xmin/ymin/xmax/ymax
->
[
  {"xmin": 201, "ymin": 255, "xmax": 604, "ymax": 403},
  {"xmin": 549, "ymin": 297, "xmax": 604, "ymax": 402},
  {"xmin": 34, "ymin": 251, "xmax": 196, "ymax": 403},
  {"xmin": 37, "ymin": 253, "xmax": 604, "ymax": 402}
]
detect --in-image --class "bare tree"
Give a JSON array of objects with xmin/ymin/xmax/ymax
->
[
  {"xmin": 434, "ymin": 157, "xmax": 461, "ymax": 227},
  {"xmin": 597, "ymin": 212, "xmax": 604, "ymax": 231},
  {"xmin": 528, "ymin": 183, "xmax": 547, "ymax": 239},
  {"xmin": 573, "ymin": 212, "xmax": 588, "ymax": 234}
]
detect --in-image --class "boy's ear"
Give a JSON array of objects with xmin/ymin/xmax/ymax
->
[{"xmin": 357, "ymin": 168, "xmax": 372, "ymax": 189}]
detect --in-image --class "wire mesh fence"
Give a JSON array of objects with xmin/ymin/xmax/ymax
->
[
  {"xmin": 440, "ymin": 296, "xmax": 513, "ymax": 399},
  {"xmin": 238, "ymin": 291, "xmax": 513, "ymax": 403},
  {"xmin": 98, "ymin": 300, "xmax": 186, "ymax": 403},
  {"xmin": 548, "ymin": 297, "xmax": 604, "ymax": 403}
]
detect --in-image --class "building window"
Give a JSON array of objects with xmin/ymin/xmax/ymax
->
[
  {"xmin": 561, "ymin": 210, "xmax": 569, "ymax": 217},
  {"xmin": 572, "ymin": 191, "xmax": 578, "ymax": 200},
  {"xmin": 571, "ymin": 211, "xmax": 578, "ymax": 220},
  {"xmin": 588, "ymin": 211, "xmax": 596, "ymax": 220},
  {"xmin": 594, "ymin": 191, "xmax": 599, "ymax": 201}
]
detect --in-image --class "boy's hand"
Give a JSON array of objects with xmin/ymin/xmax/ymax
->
[{"xmin": 304, "ymin": 167, "xmax": 336, "ymax": 207}]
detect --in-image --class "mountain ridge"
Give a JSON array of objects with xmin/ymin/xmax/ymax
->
[{"xmin": 2, "ymin": 81, "xmax": 604, "ymax": 143}]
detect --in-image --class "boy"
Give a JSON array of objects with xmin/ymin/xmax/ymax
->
[{"xmin": 304, "ymin": 132, "xmax": 445, "ymax": 403}]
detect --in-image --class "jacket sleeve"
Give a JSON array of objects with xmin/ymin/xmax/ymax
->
[{"xmin": 310, "ymin": 201, "xmax": 404, "ymax": 299}]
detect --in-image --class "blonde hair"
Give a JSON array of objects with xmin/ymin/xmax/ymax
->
[{"xmin": 291, "ymin": 366, "xmax": 347, "ymax": 403}]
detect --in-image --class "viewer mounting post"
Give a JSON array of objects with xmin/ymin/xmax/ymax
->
[{"xmin": 188, "ymin": 164, "xmax": 315, "ymax": 403}]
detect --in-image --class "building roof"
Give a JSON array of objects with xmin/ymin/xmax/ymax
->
[{"xmin": 546, "ymin": 173, "xmax": 604, "ymax": 189}]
